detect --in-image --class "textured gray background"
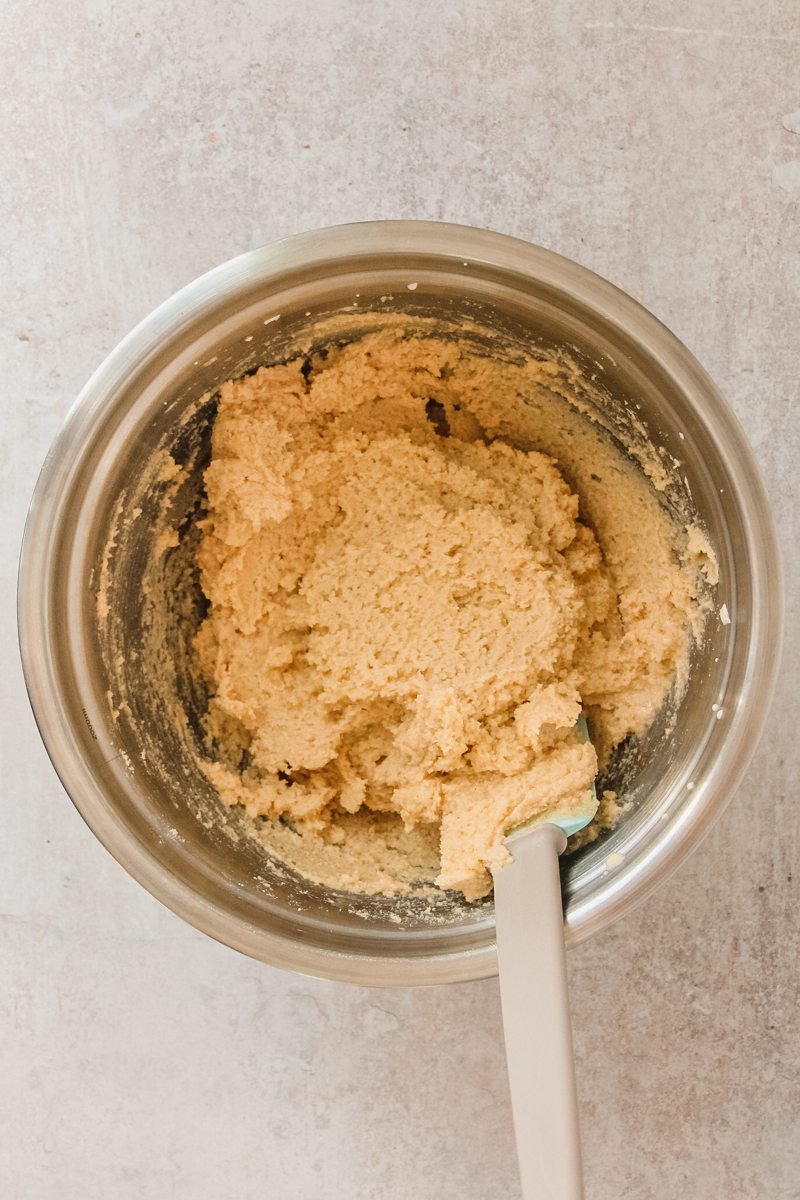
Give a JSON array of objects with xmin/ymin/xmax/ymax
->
[{"xmin": 2, "ymin": 1, "xmax": 799, "ymax": 1197}]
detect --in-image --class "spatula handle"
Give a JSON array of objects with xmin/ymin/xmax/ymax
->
[{"xmin": 493, "ymin": 824, "xmax": 584, "ymax": 1200}]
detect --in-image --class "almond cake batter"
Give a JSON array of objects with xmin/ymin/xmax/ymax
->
[{"xmin": 195, "ymin": 327, "xmax": 706, "ymax": 900}]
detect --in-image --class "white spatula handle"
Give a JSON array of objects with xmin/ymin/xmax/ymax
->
[{"xmin": 493, "ymin": 824, "xmax": 584, "ymax": 1200}]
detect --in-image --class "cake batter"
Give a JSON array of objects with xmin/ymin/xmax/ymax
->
[{"xmin": 195, "ymin": 328, "xmax": 705, "ymax": 900}]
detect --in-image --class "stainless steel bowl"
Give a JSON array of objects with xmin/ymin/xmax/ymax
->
[{"xmin": 18, "ymin": 221, "xmax": 782, "ymax": 985}]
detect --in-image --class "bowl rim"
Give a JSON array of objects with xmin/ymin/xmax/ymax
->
[{"xmin": 18, "ymin": 220, "xmax": 784, "ymax": 986}]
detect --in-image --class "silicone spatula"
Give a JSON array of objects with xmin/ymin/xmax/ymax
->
[{"xmin": 492, "ymin": 722, "xmax": 598, "ymax": 1200}]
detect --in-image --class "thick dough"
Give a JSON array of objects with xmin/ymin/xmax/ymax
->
[{"xmin": 196, "ymin": 329, "xmax": 699, "ymax": 900}]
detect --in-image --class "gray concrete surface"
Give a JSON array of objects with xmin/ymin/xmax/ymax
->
[{"xmin": 2, "ymin": 1, "xmax": 799, "ymax": 1197}]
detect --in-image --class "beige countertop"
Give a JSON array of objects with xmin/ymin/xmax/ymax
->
[{"xmin": 2, "ymin": 2, "xmax": 798, "ymax": 1197}]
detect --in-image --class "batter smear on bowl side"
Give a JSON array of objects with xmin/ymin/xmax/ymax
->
[{"xmin": 195, "ymin": 327, "xmax": 708, "ymax": 900}]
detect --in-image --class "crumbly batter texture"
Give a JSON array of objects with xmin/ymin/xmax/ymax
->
[{"xmin": 196, "ymin": 329, "xmax": 700, "ymax": 900}]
